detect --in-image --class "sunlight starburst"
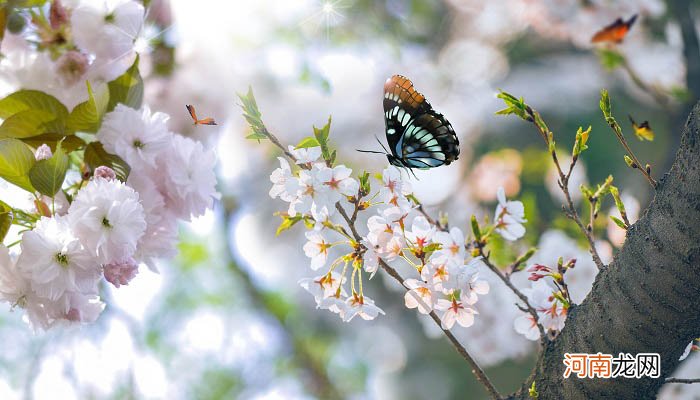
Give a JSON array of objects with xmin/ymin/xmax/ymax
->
[{"xmin": 300, "ymin": 0, "xmax": 349, "ymax": 40}]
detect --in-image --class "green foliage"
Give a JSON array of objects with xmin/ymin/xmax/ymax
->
[
  {"xmin": 358, "ymin": 171, "xmax": 370, "ymax": 195},
  {"xmin": 572, "ymin": 126, "xmax": 591, "ymax": 157},
  {"xmin": 107, "ymin": 55, "xmax": 143, "ymax": 111},
  {"xmin": 470, "ymin": 215, "xmax": 482, "ymax": 241},
  {"xmin": 0, "ymin": 200, "xmax": 12, "ymax": 243},
  {"xmin": 495, "ymin": 90, "xmax": 531, "ymax": 122},
  {"xmin": 596, "ymin": 49, "xmax": 625, "ymax": 71},
  {"xmin": 0, "ymin": 89, "xmax": 69, "ymax": 136},
  {"xmin": 28, "ymin": 141, "xmax": 68, "ymax": 196},
  {"xmin": 513, "ymin": 247, "xmax": 537, "ymax": 271},
  {"xmin": 313, "ymin": 116, "xmax": 334, "ymax": 163},
  {"xmin": 177, "ymin": 240, "xmax": 210, "ymax": 267},
  {"xmin": 21, "ymin": 132, "xmax": 85, "ymax": 153},
  {"xmin": 610, "ymin": 215, "xmax": 627, "ymax": 230},
  {"xmin": 295, "ymin": 136, "xmax": 320, "ymax": 149},
  {"xmin": 83, "ymin": 142, "xmax": 130, "ymax": 181},
  {"xmin": 599, "ymin": 89, "xmax": 612, "ymax": 119},
  {"xmin": 276, "ymin": 214, "xmax": 302, "ymax": 235},
  {"xmin": 0, "ymin": 138, "xmax": 36, "ymax": 192},
  {"xmin": 67, "ymin": 81, "xmax": 110, "ymax": 133},
  {"xmin": 529, "ymin": 381, "xmax": 539, "ymax": 399},
  {"xmin": 237, "ymin": 86, "xmax": 268, "ymax": 142},
  {"xmin": 0, "ymin": 109, "xmax": 56, "ymax": 138}
]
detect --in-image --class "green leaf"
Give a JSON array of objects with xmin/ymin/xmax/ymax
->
[
  {"xmin": 496, "ymin": 90, "xmax": 530, "ymax": 121},
  {"xmin": 15, "ymin": 0, "xmax": 49, "ymax": 7},
  {"xmin": 623, "ymin": 155, "xmax": 635, "ymax": 168},
  {"xmin": 313, "ymin": 116, "xmax": 333, "ymax": 162},
  {"xmin": 599, "ymin": 89, "xmax": 612, "ymax": 119},
  {"xmin": 0, "ymin": 200, "xmax": 12, "ymax": 243},
  {"xmin": 0, "ymin": 109, "xmax": 57, "ymax": 138},
  {"xmin": 245, "ymin": 132, "xmax": 267, "ymax": 141},
  {"xmin": 67, "ymin": 81, "xmax": 110, "ymax": 133},
  {"xmin": 470, "ymin": 215, "xmax": 482, "ymax": 241},
  {"xmin": 237, "ymin": 86, "xmax": 269, "ymax": 142},
  {"xmin": 107, "ymin": 55, "xmax": 143, "ymax": 111},
  {"xmin": 276, "ymin": 214, "xmax": 302, "ymax": 235},
  {"xmin": 528, "ymin": 381, "xmax": 538, "ymax": 399},
  {"xmin": 21, "ymin": 133, "xmax": 86, "ymax": 153},
  {"xmin": 0, "ymin": 89, "xmax": 68, "ymax": 121},
  {"xmin": 0, "ymin": 138, "xmax": 36, "ymax": 192},
  {"xmin": 359, "ymin": 171, "xmax": 370, "ymax": 195},
  {"xmin": 28, "ymin": 141, "xmax": 69, "ymax": 196},
  {"xmin": 84, "ymin": 142, "xmax": 130, "ymax": 181},
  {"xmin": 295, "ymin": 136, "xmax": 320, "ymax": 149},
  {"xmin": 610, "ymin": 215, "xmax": 628, "ymax": 230}
]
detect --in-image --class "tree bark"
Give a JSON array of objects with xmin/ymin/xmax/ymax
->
[{"xmin": 509, "ymin": 101, "xmax": 700, "ymax": 400}]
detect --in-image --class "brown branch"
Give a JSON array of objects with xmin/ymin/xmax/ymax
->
[
  {"xmin": 603, "ymin": 118, "xmax": 658, "ymax": 188},
  {"xmin": 257, "ymin": 122, "xmax": 502, "ymax": 399},
  {"xmin": 665, "ymin": 378, "xmax": 700, "ymax": 384}
]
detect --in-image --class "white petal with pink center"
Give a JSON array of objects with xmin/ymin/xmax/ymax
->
[
  {"xmin": 343, "ymin": 295, "xmax": 385, "ymax": 322},
  {"xmin": 436, "ymin": 298, "xmax": 477, "ymax": 329},
  {"xmin": 434, "ymin": 227, "xmax": 466, "ymax": 264},
  {"xmin": 514, "ymin": 313, "xmax": 540, "ymax": 341},
  {"xmin": 404, "ymin": 279, "xmax": 436, "ymax": 314},
  {"xmin": 494, "ymin": 187, "xmax": 527, "ymax": 241},
  {"xmin": 269, "ymin": 157, "xmax": 299, "ymax": 202},
  {"xmin": 302, "ymin": 231, "xmax": 331, "ymax": 270}
]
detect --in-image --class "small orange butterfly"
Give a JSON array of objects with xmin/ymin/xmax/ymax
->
[
  {"xmin": 591, "ymin": 14, "xmax": 638, "ymax": 44},
  {"xmin": 186, "ymin": 104, "xmax": 217, "ymax": 126}
]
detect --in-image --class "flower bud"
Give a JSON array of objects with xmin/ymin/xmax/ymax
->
[
  {"xmin": 50, "ymin": 0, "xmax": 69, "ymax": 30},
  {"xmin": 104, "ymin": 258, "xmax": 139, "ymax": 288},
  {"xmin": 35, "ymin": 144, "xmax": 53, "ymax": 161},
  {"xmin": 94, "ymin": 166, "xmax": 117, "ymax": 181},
  {"xmin": 55, "ymin": 51, "xmax": 89, "ymax": 87}
]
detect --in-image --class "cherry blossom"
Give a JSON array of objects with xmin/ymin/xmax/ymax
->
[
  {"xmin": 433, "ymin": 227, "xmax": 466, "ymax": 264},
  {"xmin": 343, "ymin": 295, "xmax": 385, "ymax": 322},
  {"xmin": 302, "ymin": 231, "xmax": 332, "ymax": 270},
  {"xmin": 288, "ymin": 145, "xmax": 322, "ymax": 167},
  {"xmin": 269, "ymin": 157, "xmax": 299, "ymax": 202},
  {"xmin": 404, "ymin": 279, "xmax": 436, "ymax": 314},
  {"xmin": 494, "ymin": 187, "xmax": 526, "ymax": 241},
  {"xmin": 436, "ymin": 298, "xmax": 477, "ymax": 329}
]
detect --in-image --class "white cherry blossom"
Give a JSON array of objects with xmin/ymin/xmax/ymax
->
[{"xmin": 494, "ymin": 187, "xmax": 527, "ymax": 241}]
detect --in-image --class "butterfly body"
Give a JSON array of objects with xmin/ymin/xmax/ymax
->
[
  {"xmin": 381, "ymin": 75, "xmax": 459, "ymax": 170},
  {"xmin": 591, "ymin": 14, "xmax": 638, "ymax": 44}
]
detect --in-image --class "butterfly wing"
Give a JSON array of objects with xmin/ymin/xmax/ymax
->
[
  {"xmin": 186, "ymin": 104, "xmax": 200, "ymax": 125},
  {"xmin": 382, "ymin": 75, "xmax": 459, "ymax": 169},
  {"xmin": 591, "ymin": 14, "xmax": 637, "ymax": 43},
  {"xmin": 397, "ymin": 112, "xmax": 459, "ymax": 169},
  {"xmin": 383, "ymin": 75, "xmax": 432, "ymax": 156},
  {"xmin": 198, "ymin": 118, "xmax": 217, "ymax": 125}
]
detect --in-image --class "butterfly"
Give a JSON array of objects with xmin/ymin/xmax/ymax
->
[
  {"xmin": 358, "ymin": 75, "xmax": 459, "ymax": 172},
  {"xmin": 186, "ymin": 104, "xmax": 217, "ymax": 126},
  {"xmin": 591, "ymin": 14, "xmax": 638, "ymax": 44},
  {"xmin": 628, "ymin": 115, "xmax": 654, "ymax": 141}
]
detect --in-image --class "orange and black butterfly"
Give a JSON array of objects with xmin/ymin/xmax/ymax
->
[
  {"xmin": 186, "ymin": 104, "xmax": 217, "ymax": 126},
  {"xmin": 358, "ymin": 75, "xmax": 459, "ymax": 171},
  {"xmin": 591, "ymin": 14, "xmax": 638, "ymax": 44}
]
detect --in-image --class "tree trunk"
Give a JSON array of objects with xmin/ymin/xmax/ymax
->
[{"xmin": 510, "ymin": 101, "xmax": 700, "ymax": 400}]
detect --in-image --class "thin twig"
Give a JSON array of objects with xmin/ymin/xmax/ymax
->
[
  {"xmin": 475, "ymin": 244, "xmax": 547, "ymax": 342},
  {"xmin": 602, "ymin": 118, "xmax": 658, "ymax": 188},
  {"xmin": 527, "ymin": 108, "xmax": 606, "ymax": 270},
  {"xmin": 620, "ymin": 57, "xmax": 670, "ymax": 109},
  {"xmin": 665, "ymin": 378, "xmax": 700, "ymax": 384}
]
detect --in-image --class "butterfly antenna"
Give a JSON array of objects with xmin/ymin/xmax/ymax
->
[
  {"xmin": 356, "ymin": 149, "xmax": 386, "ymax": 154},
  {"xmin": 374, "ymin": 135, "xmax": 391, "ymax": 154}
]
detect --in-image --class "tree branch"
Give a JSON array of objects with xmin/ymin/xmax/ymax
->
[{"xmin": 665, "ymin": 378, "xmax": 700, "ymax": 384}]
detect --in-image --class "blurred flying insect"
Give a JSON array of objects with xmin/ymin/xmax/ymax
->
[
  {"xmin": 628, "ymin": 115, "xmax": 655, "ymax": 141},
  {"xmin": 186, "ymin": 104, "xmax": 217, "ymax": 126},
  {"xmin": 591, "ymin": 14, "xmax": 638, "ymax": 44}
]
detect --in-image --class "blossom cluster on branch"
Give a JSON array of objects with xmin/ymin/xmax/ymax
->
[{"xmin": 0, "ymin": 0, "xmax": 218, "ymax": 330}]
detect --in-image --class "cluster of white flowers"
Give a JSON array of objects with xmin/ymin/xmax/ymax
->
[
  {"xmin": 0, "ymin": 105, "xmax": 218, "ymax": 331},
  {"xmin": 0, "ymin": 0, "xmax": 146, "ymax": 108},
  {"xmin": 513, "ymin": 279, "xmax": 568, "ymax": 340},
  {"xmin": 271, "ymin": 155, "xmax": 495, "ymax": 329}
]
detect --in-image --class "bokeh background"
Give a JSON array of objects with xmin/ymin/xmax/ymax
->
[{"xmin": 0, "ymin": 0, "xmax": 699, "ymax": 398}]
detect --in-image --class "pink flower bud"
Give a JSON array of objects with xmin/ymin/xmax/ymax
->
[
  {"xmin": 528, "ymin": 273, "xmax": 546, "ymax": 281},
  {"xmin": 49, "ymin": 0, "xmax": 69, "ymax": 30},
  {"xmin": 528, "ymin": 264, "xmax": 551, "ymax": 272},
  {"xmin": 66, "ymin": 308, "xmax": 81, "ymax": 322},
  {"xmin": 104, "ymin": 258, "xmax": 139, "ymax": 288},
  {"xmin": 35, "ymin": 144, "xmax": 52, "ymax": 161},
  {"xmin": 94, "ymin": 166, "xmax": 117, "ymax": 181},
  {"xmin": 55, "ymin": 50, "xmax": 89, "ymax": 86}
]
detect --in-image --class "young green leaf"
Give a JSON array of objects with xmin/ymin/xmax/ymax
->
[
  {"xmin": 0, "ymin": 138, "xmax": 36, "ymax": 192},
  {"xmin": 276, "ymin": 214, "xmax": 302, "ymax": 235},
  {"xmin": 596, "ymin": 49, "xmax": 625, "ymax": 71},
  {"xmin": 599, "ymin": 89, "xmax": 612, "ymax": 119},
  {"xmin": 495, "ymin": 90, "xmax": 531, "ymax": 121},
  {"xmin": 572, "ymin": 126, "xmax": 591, "ymax": 156},
  {"xmin": 313, "ymin": 116, "xmax": 332, "ymax": 162},
  {"xmin": 237, "ymin": 86, "xmax": 268, "ymax": 142},
  {"xmin": 28, "ymin": 141, "xmax": 69, "ymax": 197},
  {"xmin": 610, "ymin": 215, "xmax": 628, "ymax": 230},
  {"xmin": 107, "ymin": 56, "xmax": 143, "ymax": 111},
  {"xmin": 295, "ymin": 136, "xmax": 320, "ymax": 149},
  {"xmin": 84, "ymin": 142, "xmax": 131, "ymax": 181}
]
